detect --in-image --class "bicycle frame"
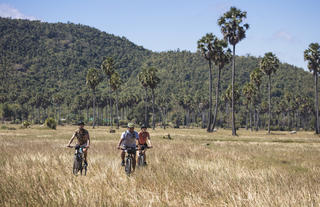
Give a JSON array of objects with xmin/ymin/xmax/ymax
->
[
  {"xmin": 68, "ymin": 145, "xmax": 87, "ymax": 176},
  {"xmin": 121, "ymin": 147, "xmax": 136, "ymax": 175}
]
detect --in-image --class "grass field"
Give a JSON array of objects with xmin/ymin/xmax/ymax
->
[{"xmin": 1, "ymin": 125, "xmax": 320, "ymax": 206}]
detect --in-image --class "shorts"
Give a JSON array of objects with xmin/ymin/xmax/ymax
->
[{"xmin": 138, "ymin": 143, "xmax": 148, "ymax": 150}]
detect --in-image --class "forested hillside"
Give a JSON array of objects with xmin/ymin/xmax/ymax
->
[{"xmin": 0, "ymin": 17, "xmax": 315, "ymax": 130}]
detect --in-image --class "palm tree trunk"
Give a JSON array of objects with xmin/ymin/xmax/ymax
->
[
  {"xmin": 86, "ymin": 105, "xmax": 89, "ymax": 123},
  {"xmin": 110, "ymin": 100, "xmax": 113, "ymax": 128},
  {"xmin": 211, "ymin": 67, "xmax": 221, "ymax": 132},
  {"xmin": 93, "ymin": 89, "xmax": 96, "ymax": 129},
  {"xmin": 245, "ymin": 104, "xmax": 248, "ymax": 130},
  {"xmin": 314, "ymin": 71, "xmax": 319, "ymax": 134},
  {"xmin": 144, "ymin": 87, "xmax": 148, "ymax": 125},
  {"xmin": 152, "ymin": 88, "xmax": 155, "ymax": 130},
  {"xmin": 250, "ymin": 105, "xmax": 252, "ymax": 131},
  {"xmin": 105, "ymin": 105, "xmax": 108, "ymax": 126},
  {"xmin": 207, "ymin": 60, "xmax": 213, "ymax": 132},
  {"xmin": 116, "ymin": 90, "xmax": 119, "ymax": 129},
  {"xmin": 268, "ymin": 75, "xmax": 271, "ymax": 134},
  {"xmin": 58, "ymin": 105, "xmax": 61, "ymax": 125},
  {"xmin": 231, "ymin": 44, "xmax": 236, "ymax": 136}
]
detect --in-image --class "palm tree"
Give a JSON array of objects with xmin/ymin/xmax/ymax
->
[
  {"xmin": 138, "ymin": 67, "xmax": 150, "ymax": 126},
  {"xmin": 210, "ymin": 38, "xmax": 232, "ymax": 132},
  {"xmin": 218, "ymin": 7, "xmax": 249, "ymax": 136},
  {"xmin": 101, "ymin": 57, "xmax": 115, "ymax": 127},
  {"xmin": 260, "ymin": 52, "xmax": 279, "ymax": 134},
  {"xmin": 86, "ymin": 68, "xmax": 102, "ymax": 128},
  {"xmin": 197, "ymin": 33, "xmax": 215, "ymax": 132},
  {"xmin": 110, "ymin": 72, "xmax": 122, "ymax": 129},
  {"xmin": 250, "ymin": 68, "xmax": 263, "ymax": 131},
  {"xmin": 147, "ymin": 67, "xmax": 160, "ymax": 130},
  {"xmin": 304, "ymin": 43, "xmax": 320, "ymax": 134},
  {"xmin": 242, "ymin": 82, "xmax": 256, "ymax": 131}
]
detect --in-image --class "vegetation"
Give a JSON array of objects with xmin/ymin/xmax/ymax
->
[
  {"xmin": 0, "ymin": 16, "xmax": 317, "ymax": 132},
  {"xmin": 218, "ymin": 7, "xmax": 249, "ymax": 135},
  {"xmin": 1, "ymin": 126, "xmax": 320, "ymax": 206},
  {"xmin": 304, "ymin": 43, "xmax": 320, "ymax": 134},
  {"xmin": 44, "ymin": 117, "xmax": 57, "ymax": 129},
  {"xmin": 260, "ymin": 52, "xmax": 280, "ymax": 134}
]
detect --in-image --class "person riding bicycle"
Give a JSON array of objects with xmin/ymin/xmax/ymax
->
[
  {"xmin": 67, "ymin": 121, "xmax": 90, "ymax": 166},
  {"xmin": 117, "ymin": 122, "xmax": 139, "ymax": 170},
  {"xmin": 138, "ymin": 124, "xmax": 152, "ymax": 165}
]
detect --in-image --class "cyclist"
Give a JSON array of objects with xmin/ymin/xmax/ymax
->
[
  {"xmin": 117, "ymin": 123, "xmax": 139, "ymax": 170},
  {"xmin": 137, "ymin": 124, "xmax": 152, "ymax": 165},
  {"xmin": 67, "ymin": 121, "xmax": 90, "ymax": 166}
]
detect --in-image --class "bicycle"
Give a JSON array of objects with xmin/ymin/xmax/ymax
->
[
  {"xmin": 120, "ymin": 146, "xmax": 137, "ymax": 176},
  {"xmin": 68, "ymin": 145, "xmax": 87, "ymax": 176},
  {"xmin": 137, "ymin": 145, "xmax": 151, "ymax": 167}
]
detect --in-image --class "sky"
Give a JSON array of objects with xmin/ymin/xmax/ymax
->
[{"xmin": 0, "ymin": 0, "xmax": 320, "ymax": 70}]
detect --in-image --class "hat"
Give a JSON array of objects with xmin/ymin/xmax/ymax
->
[
  {"xmin": 141, "ymin": 124, "xmax": 147, "ymax": 129},
  {"xmin": 127, "ymin": 123, "xmax": 134, "ymax": 128},
  {"xmin": 78, "ymin": 121, "xmax": 85, "ymax": 126}
]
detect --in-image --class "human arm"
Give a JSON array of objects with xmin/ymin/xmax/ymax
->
[
  {"xmin": 86, "ymin": 133, "xmax": 90, "ymax": 148},
  {"xmin": 147, "ymin": 132, "xmax": 152, "ymax": 148},
  {"xmin": 67, "ymin": 133, "xmax": 76, "ymax": 147},
  {"xmin": 117, "ymin": 132, "xmax": 125, "ymax": 149}
]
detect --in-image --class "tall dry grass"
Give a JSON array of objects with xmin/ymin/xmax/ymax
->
[{"xmin": 1, "ymin": 125, "xmax": 320, "ymax": 206}]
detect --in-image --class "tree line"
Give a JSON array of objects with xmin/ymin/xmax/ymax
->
[{"xmin": 0, "ymin": 15, "xmax": 318, "ymax": 134}]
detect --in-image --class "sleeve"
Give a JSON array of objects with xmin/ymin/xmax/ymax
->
[
  {"xmin": 135, "ymin": 132, "xmax": 139, "ymax": 139},
  {"xmin": 120, "ymin": 132, "xmax": 125, "ymax": 140}
]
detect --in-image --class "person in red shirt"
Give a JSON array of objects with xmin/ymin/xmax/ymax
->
[{"xmin": 137, "ymin": 124, "xmax": 152, "ymax": 165}]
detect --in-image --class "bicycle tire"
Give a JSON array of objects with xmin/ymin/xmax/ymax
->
[
  {"xmin": 73, "ymin": 159, "xmax": 81, "ymax": 175},
  {"xmin": 125, "ymin": 157, "xmax": 132, "ymax": 175},
  {"xmin": 138, "ymin": 154, "xmax": 143, "ymax": 166}
]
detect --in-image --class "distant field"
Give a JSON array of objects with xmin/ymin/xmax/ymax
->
[{"xmin": 1, "ymin": 125, "xmax": 320, "ymax": 206}]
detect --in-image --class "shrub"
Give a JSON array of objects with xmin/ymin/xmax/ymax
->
[
  {"xmin": 22, "ymin": 121, "xmax": 31, "ymax": 128},
  {"xmin": 45, "ymin": 117, "xmax": 57, "ymax": 129}
]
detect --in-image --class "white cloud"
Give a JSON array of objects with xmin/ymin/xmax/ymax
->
[
  {"xmin": 273, "ymin": 31, "xmax": 293, "ymax": 41},
  {"xmin": 0, "ymin": 4, "xmax": 37, "ymax": 20}
]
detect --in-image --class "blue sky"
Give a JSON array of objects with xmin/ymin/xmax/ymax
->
[{"xmin": 1, "ymin": 0, "xmax": 319, "ymax": 70}]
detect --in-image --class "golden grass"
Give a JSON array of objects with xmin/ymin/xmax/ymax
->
[{"xmin": 1, "ymin": 125, "xmax": 320, "ymax": 206}]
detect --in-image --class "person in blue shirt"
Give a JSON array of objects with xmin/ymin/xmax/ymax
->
[{"xmin": 117, "ymin": 123, "xmax": 139, "ymax": 169}]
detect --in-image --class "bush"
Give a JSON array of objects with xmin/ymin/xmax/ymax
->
[
  {"xmin": 45, "ymin": 117, "xmax": 57, "ymax": 129},
  {"xmin": 22, "ymin": 121, "xmax": 31, "ymax": 128},
  {"xmin": 119, "ymin": 120, "xmax": 128, "ymax": 128}
]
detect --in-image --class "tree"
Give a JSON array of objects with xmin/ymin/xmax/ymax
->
[
  {"xmin": 101, "ymin": 57, "xmax": 115, "ymax": 127},
  {"xmin": 138, "ymin": 67, "xmax": 150, "ymax": 126},
  {"xmin": 218, "ymin": 7, "xmax": 249, "ymax": 135},
  {"xmin": 52, "ymin": 93, "xmax": 64, "ymax": 124},
  {"xmin": 197, "ymin": 33, "xmax": 215, "ymax": 132},
  {"xmin": 86, "ymin": 68, "xmax": 102, "ymax": 128},
  {"xmin": 147, "ymin": 67, "xmax": 160, "ymax": 130},
  {"xmin": 242, "ymin": 82, "xmax": 256, "ymax": 131},
  {"xmin": 210, "ymin": 38, "xmax": 231, "ymax": 131},
  {"xmin": 304, "ymin": 43, "xmax": 320, "ymax": 134},
  {"xmin": 110, "ymin": 71, "xmax": 122, "ymax": 129},
  {"xmin": 250, "ymin": 68, "xmax": 263, "ymax": 131},
  {"xmin": 260, "ymin": 52, "xmax": 280, "ymax": 134}
]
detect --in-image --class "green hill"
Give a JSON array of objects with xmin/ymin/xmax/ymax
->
[{"xmin": 0, "ymin": 17, "xmax": 314, "ymax": 129}]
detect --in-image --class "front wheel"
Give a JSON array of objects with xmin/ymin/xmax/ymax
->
[
  {"xmin": 138, "ymin": 154, "xmax": 145, "ymax": 166},
  {"xmin": 125, "ymin": 157, "xmax": 132, "ymax": 175},
  {"xmin": 73, "ymin": 159, "xmax": 82, "ymax": 175}
]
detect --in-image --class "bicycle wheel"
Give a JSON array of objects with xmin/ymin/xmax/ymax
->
[
  {"xmin": 125, "ymin": 157, "xmax": 132, "ymax": 175},
  {"xmin": 84, "ymin": 162, "xmax": 87, "ymax": 176},
  {"xmin": 73, "ymin": 159, "xmax": 81, "ymax": 175},
  {"xmin": 138, "ymin": 154, "xmax": 144, "ymax": 166}
]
